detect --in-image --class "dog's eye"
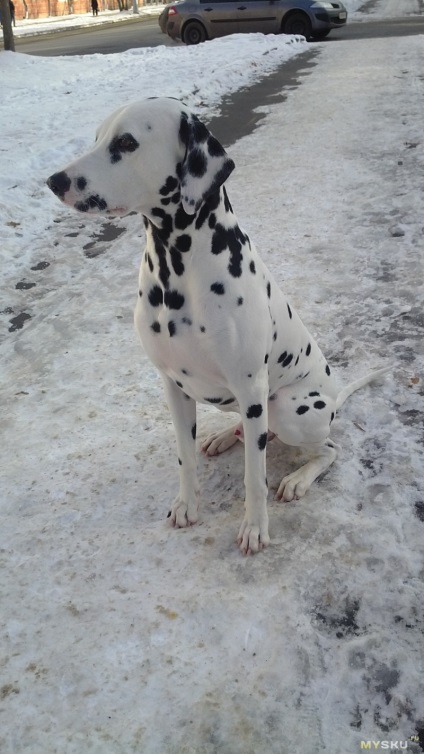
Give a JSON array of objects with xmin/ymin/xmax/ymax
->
[{"xmin": 111, "ymin": 133, "xmax": 139, "ymax": 154}]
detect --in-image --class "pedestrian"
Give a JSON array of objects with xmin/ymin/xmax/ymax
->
[
  {"xmin": 9, "ymin": 0, "xmax": 16, "ymax": 26},
  {"xmin": 91, "ymin": 0, "xmax": 99, "ymax": 16}
]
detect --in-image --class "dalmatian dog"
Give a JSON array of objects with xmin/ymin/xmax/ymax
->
[{"xmin": 47, "ymin": 97, "xmax": 388, "ymax": 555}]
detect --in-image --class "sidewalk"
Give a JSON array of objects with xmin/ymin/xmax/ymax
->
[{"xmin": 9, "ymin": 4, "xmax": 166, "ymax": 38}]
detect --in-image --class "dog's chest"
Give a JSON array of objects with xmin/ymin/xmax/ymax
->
[{"xmin": 134, "ymin": 227, "xmax": 268, "ymax": 402}]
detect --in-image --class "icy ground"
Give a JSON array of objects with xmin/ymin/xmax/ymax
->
[{"xmin": 1, "ymin": 8, "xmax": 424, "ymax": 754}]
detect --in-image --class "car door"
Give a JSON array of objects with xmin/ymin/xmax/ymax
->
[
  {"xmin": 235, "ymin": 0, "xmax": 279, "ymax": 34},
  {"xmin": 199, "ymin": 0, "xmax": 241, "ymax": 38}
]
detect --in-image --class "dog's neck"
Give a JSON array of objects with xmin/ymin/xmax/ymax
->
[
  {"xmin": 142, "ymin": 186, "xmax": 249, "ymax": 289},
  {"xmin": 143, "ymin": 185, "xmax": 242, "ymax": 249}
]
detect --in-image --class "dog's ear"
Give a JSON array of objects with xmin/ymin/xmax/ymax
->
[{"xmin": 179, "ymin": 113, "xmax": 235, "ymax": 216}]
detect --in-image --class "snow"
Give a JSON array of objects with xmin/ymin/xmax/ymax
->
[{"xmin": 1, "ymin": 5, "xmax": 424, "ymax": 754}]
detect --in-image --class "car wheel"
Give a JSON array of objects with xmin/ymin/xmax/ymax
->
[
  {"xmin": 282, "ymin": 12, "xmax": 312, "ymax": 40},
  {"xmin": 183, "ymin": 21, "xmax": 206, "ymax": 45},
  {"xmin": 311, "ymin": 29, "xmax": 331, "ymax": 40}
]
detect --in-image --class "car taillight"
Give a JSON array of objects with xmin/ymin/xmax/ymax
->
[{"xmin": 168, "ymin": 6, "xmax": 178, "ymax": 14}]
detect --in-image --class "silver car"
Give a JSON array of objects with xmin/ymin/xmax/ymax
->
[{"xmin": 165, "ymin": 0, "xmax": 347, "ymax": 44}]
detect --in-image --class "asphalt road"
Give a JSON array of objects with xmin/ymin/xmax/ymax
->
[{"xmin": 12, "ymin": 14, "xmax": 424, "ymax": 57}]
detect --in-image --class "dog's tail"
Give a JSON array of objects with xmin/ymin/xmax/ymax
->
[{"xmin": 336, "ymin": 366, "xmax": 391, "ymax": 411}]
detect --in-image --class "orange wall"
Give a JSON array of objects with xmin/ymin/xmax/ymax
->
[{"xmin": 14, "ymin": 0, "xmax": 133, "ymax": 20}]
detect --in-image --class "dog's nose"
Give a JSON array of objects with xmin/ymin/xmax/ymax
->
[{"xmin": 47, "ymin": 171, "xmax": 71, "ymax": 198}]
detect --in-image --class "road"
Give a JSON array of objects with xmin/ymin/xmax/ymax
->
[{"xmin": 12, "ymin": 14, "xmax": 424, "ymax": 57}]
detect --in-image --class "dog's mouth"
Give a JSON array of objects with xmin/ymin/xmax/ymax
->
[{"xmin": 106, "ymin": 207, "xmax": 128, "ymax": 216}]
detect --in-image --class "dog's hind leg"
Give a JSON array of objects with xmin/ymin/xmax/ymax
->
[
  {"xmin": 201, "ymin": 422, "xmax": 243, "ymax": 456},
  {"xmin": 275, "ymin": 439, "xmax": 338, "ymax": 502},
  {"xmin": 202, "ymin": 424, "xmax": 275, "ymax": 456}
]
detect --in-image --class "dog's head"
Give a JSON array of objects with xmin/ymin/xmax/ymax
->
[{"xmin": 46, "ymin": 98, "xmax": 235, "ymax": 218}]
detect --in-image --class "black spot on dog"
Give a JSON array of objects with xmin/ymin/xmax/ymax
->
[
  {"xmin": 220, "ymin": 398, "xmax": 234, "ymax": 405},
  {"xmin": 150, "ymin": 230, "xmax": 171, "ymax": 290},
  {"xmin": 182, "ymin": 317, "xmax": 192, "ymax": 326},
  {"xmin": 75, "ymin": 195, "xmax": 107, "ymax": 212},
  {"xmin": 109, "ymin": 133, "xmax": 139, "ymax": 163},
  {"xmin": 207, "ymin": 135, "xmax": 226, "ymax": 157},
  {"xmin": 309, "ymin": 391, "xmax": 320, "ymax": 397},
  {"xmin": 151, "ymin": 207, "xmax": 173, "ymax": 243},
  {"xmin": 314, "ymin": 401, "xmax": 326, "ymax": 410},
  {"xmin": 168, "ymin": 321, "xmax": 176, "ymax": 337},
  {"xmin": 223, "ymin": 186, "xmax": 233, "ymax": 214},
  {"xmin": 264, "ymin": 354, "xmax": 269, "ymax": 364},
  {"xmin": 175, "ymin": 234, "xmax": 192, "ymax": 252},
  {"xmin": 295, "ymin": 356, "xmax": 299, "ymax": 366},
  {"xmin": 278, "ymin": 351, "xmax": 287, "ymax": 364},
  {"xmin": 208, "ymin": 213, "xmax": 216, "ymax": 229},
  {"xmin": 306, "ymin": 343, "xmax": 312, "ymax": 357},
  {"xmin": 179, "ymin": 112, "xmax": 190, "ymax": 146},
  {"xmin": 151, "ymin": 321, "xmax": 161, "ymax": 333},
  {"xmin": 148, "ymin": 285, "xmax": 164, "ymax": 307},
  {"xmin": 211, "ymin": 282, "xmax": 225, "ymax": 295},
  {"xmin": 297, "ymin": 405, "xmax": 309, "ymax": 415},
  {"xmin": 76, "ymin": 176, "xmax": 87, "ymax": 191},
  {"xmin": 258, "ymin": 432, "xmax": 267, "ymax": 451},
  {"xmin": 138, "ymin": 290, "xmax": 143, "ymax": 297},
  {"xmin": 187, "ymin": 148, "xmax": 207, "ymax": 178},
  {"xmin": 192, "ymin": 116, "xmax": 209, "ymax": 143},
  {"xmin": 175, "ymin": 380, "xmax": 183, "ymax": 388},
  {"xmin": 330, "ymin": 412, "xmax": 335, "ymax": 423},
  {"xmin": 326, "ymin": 364, "xmax": 331, "ymax": 376},
  {"xmin": 160, "ymin": 175, "xmax": 179, "ymax": 196},
  {"xmin": 237, "ymin": 297, "xmax": 243, "ymax": 306},
  {"xmin": 211, "ymin": 223, "xmax": 228, "ymax": 255},
  {"xmin": 200, "ymin": 326, "xmax": 206, "ymax": 333},
  {"xmin": 178, "ymin": 458, "xmax": 182, "ymax": 466},
  {"xmin": 164, "ymin": 290, "xmax": 185, "ymax": 310},
  {"xmin": 146, "ymin": 253, "xmax": 154, "ymax": 272},
  {"xmin": 191, "ymin": 422, "xmax": 197, "ymax": 440},
  {"xmin": 205, "ymin": 397, "xmax": 223, "ymax": 404},
  {"xmin": 175, "ymin": 205, "xmax": 195, "ymax": 230},
  {"xmin": 287, "ymin": 303, "xmax": 292, "ymax": 319},
  {"xmin": 228, "ymin": 226, "xmax": 243, "ymax": 278},
  {"xmin": 267, "ymin": 282, "xmax": 271, "ymax": 299},
  {"xmin": 281, "ymin": 353, "xmax": 293, "ymax": 368},
  {"xmin": 170, "ymin": 247, "xmax": 185, "ymax": 276},
  {"xmin": 195, "ymin": 202, "xmax": 211, "ymax": 231},
  {"xmin": 249, "ymin": 261, "xmax": 256, "ymax": 274},
  {"xmin": 247, "ymin": 404, "xmax": 263, "ymax": 419},
  {"xmin": 273, "ymin": 332, "xmax": 277, "ymax": 341}
]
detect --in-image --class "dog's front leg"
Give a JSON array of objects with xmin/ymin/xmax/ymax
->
[
  {"xmin": 163, "ymin": 375, "xmax": 199, "ymax": 528},
  {"xmin": 235, "ymin": 375, "xmax": 270, "ymax": 555}
]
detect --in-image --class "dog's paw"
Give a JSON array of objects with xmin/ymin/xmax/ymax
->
[
  {"xmin": 237, "ymin": 516, "xmax": 270, "ymax": 555},
  {"xmin": 276, "ymin": 470, "xmax": 309, "ymax": 502},
  {"xmin": 168, "ymin": 496, "xmax": 199, "ymax": 528},
  {"xmin": 201, "ymin": 423, "xmax": 243, "ymax": 456}
]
